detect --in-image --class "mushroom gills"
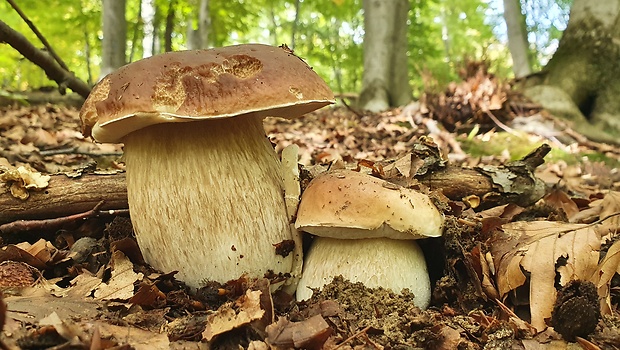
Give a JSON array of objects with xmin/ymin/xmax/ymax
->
[
  {"xmin": 296, "ymin": 237, "xmax": 431, "ymax": 309},
  {"xmin": 123, "ymin": 114, "xmax": 293, "ymax": 287}
]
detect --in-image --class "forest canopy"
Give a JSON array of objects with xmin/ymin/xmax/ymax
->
[{"xmin": 0, "ymin": 0, "xmax": 569, "ymax": 96}]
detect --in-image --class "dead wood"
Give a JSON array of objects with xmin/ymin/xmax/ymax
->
[
  {"xmin": 419, "ymin": 144, "xmax": 550, "ymax": 210},
  {"xmin": 0, "ymin": 173, "xmax": 128, "ymax": 225},
  {"xmin": 0, "ymin": 19, "xmax": 91, "ymax": 99},
  {"xmin": 0, "ymin": 143, "xmax": 548, "ymax": 227},
  {"xmin": 418, "ymin": 165, "xmax": 544, "ymax": 210}
]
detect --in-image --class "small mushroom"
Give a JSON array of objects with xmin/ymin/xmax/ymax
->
[
  {"xmin": 294, "ymin": 169, "xmax": 443, "ymax": 309},
  {"xmin": 80, "ymin": 44, "xmax": 334, "ymax": 288}
]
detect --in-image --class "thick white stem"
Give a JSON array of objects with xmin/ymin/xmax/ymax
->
[
  {"xmin": 296, "ymin": 237, "xmax": 431, "ymax": 309},
  {"xmin": 123, "ymin": 115, "xmax": 293, "ymax": 288}
]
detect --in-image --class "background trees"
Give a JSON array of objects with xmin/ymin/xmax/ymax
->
[
  {"xmin": 5, "ymin": 0, "xmax": 619, "ymax": 140},
  {"xmin": 0, "ymin": 0, "xmax": 504, "ymax": 96}
]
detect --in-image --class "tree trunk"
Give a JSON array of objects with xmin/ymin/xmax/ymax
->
[
  {"xmin": 164, "ymin": 0, "xmax": 175, "ymax": 52},
  {"xmin": 358, "ymin": 0, "xmax": 412, "ymax": 112},
  {"xmin": 521, "ymin": 0, "xmax": 620, "ymax": 144},
  {"xmin": 503, "ymin": 0, "xmax": 532, "ymax": 78},
  {"xmin": 198, "ymin": 0, "xmax": 210, "ymax": 49},
  {"xmin": 142, "ymin": 0, "xmax": 156, "ymax": 58},
  {"xmin": 269, "ymin": 5, "xmax": 279, "ymax": 46},
  {"xmin": 290, "ymin": 0, "xmax": 301, "ymax": 50},
  {"xmin": 101, "ymin": 0, "xmax": 127, "ymax": 78},
  {"xmin": 389, "ymin": 0, "xmax": 412, "ymax": 107},
  {"xmin": 187, "ymin": 0, "xmax": 210, "ymax": 49}
]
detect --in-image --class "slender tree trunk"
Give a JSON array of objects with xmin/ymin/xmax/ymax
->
[
  {"xmin": 128, "ymin": 0, "xmax": 141, "ymax": 62},
  {"xmin": 269, "ymin": 5, "xmax": 279, "ymax": 46},
  {"xmin": 390, "ymin": 0, "xmax": 412, "ymax": 107},
  {"xmin": 83, "ymin": 27, "xmax": 92, "ymax": 85},
  {"xmin": 521, "ymin": 0, "xmax": 620, "ymax": 143},
  {"xmin": 503, "ymin": 0, "xmax": 532, "ymax": 78},
  {"xmin": 359, "ymin": 0, "xmax": 412, "ymax": 112},
  {"xmin": 164, "ymin": 0, "xmax": 175, "ymax": 52},
  {"xmin": 440, "ymin": 7, "xmax": 451, "ymax": 64},
  {"xmin": 142, "ymin": 0, "xmax": 156, "ymax": 58},
  {"xmin": 290, "ymin": 0, "xmax": 301, "ymax": 50},
  {"xmin": 198, "ymin": 0, "xmax": 210, "ymax": 48},
  {"xmin": 187, "ymin": 0, "xmax": 209, "ymax": 49},
  {"xmin": 101, "ymin": 0, "xmax": 127, "ymax": 78}
]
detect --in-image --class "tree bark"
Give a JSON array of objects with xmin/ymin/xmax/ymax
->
[
  {"xmin": 358, "ymin": 0, "xmax": 412, "ymax": 112},
  {"xmin": 520, "ymin": 0, "xmax": 620, "ymax": 144},
  {"xmin": 198, "ymin": 0, "xmax": 210, "ymax": 49},
  {"xmin": 142, "ymin": 0, "xmax": 156, "ymax": 58},
  {"xmin": 101, "ymin": 0, "xmax": 127, "ymax": 78},
  {"xmin": 164, "ymin": 0, "xmax": 175, "ymax": 52},
  {"xmin": 290, "ymin": 0, "xmax": 301, "ymax": 50},
  {"xmin": 0, "ymin": 173, "xmax": 128, "ymax": 225},
  {"xmin": 187, "ymin": 0, "xmax": 210, "ymax": 50},
  {"xmin": 503, "ymin": 0, "xmax": 532, "ymax": 78}
]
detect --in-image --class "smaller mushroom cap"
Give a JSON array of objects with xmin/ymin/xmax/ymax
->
[
  {"xmin": 295, "ymin": 170, "xmax": 443, "ymax": 239},
  {"xmin": 80, "ymin": 44, "xmax": 334, "ymax": 143}
]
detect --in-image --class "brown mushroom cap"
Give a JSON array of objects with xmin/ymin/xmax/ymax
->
[
  {"xmin": 80, "ymin": 44, "xmax": 334, "ymax": 143},
  {"xmin": 295, "ymin": 169, "xmax": 444, "ymax": 239}
]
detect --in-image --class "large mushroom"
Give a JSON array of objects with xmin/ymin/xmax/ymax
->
[
  {"xmin": 295, "ymin": 169, "xmax": 444, "ymax": 309},
  {"xmin": 80, "ymin": 44, "xmax": 334, "ymax": 288}
]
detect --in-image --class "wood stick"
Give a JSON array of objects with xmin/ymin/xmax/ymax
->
[{"xmin": 0, "ymin": 173, "xmax": 128, "ymax": 225}]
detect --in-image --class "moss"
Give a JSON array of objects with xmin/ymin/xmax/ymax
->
[{"xmin": 457, "ymin": 132, "xmax": 620, "ymax": 167}]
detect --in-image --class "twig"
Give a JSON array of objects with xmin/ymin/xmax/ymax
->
[
  {"xmin": 35, "ymin": 146, "xmax": 123, "ymax": 157},
  {"xmin": 484, "ymin": 109, "xmax": 517, "ymax": 135},
  {"xmin": 341, "ymin": 98, "xmax": 364, "ymax": 118},
  {"xmin": 0, "ymin": 201, "xmax": 129, "ymax": 235},
  {"xmin": 5, "ymin": 0, "xmax": 69, "ymax": 71},
  {"xmin": 333, "ymin": 326, "xmax": 371, "ymax": 350}
]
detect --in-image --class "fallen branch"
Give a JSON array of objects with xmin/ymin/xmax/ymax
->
[
  {"xmin": 0, "ymin": 201, "xmax": 129, "ymax": 235},
  {"xmin": 0, "ymin": 19, "xmax": 91, "ymax": 99},
  {"xmin": 0, "ymin": 173, "xmax": 128, "ymax": 225}
]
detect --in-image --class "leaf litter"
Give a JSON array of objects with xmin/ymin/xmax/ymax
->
[{"xmin": 1, "ymin": 71, "xmax": 620, "ymax": 349}]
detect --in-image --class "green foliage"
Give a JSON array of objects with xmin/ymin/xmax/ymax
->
[{"xmin": 0, "ymin": 0, "xmax": 565, "ymax": 96}]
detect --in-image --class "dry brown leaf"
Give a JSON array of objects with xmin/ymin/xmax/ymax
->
[
  {"xmin": 589, "ymin": 239, "xmax": 620, "ymax": 315},
  {"xmin": 543, "ymin": 189, "xmax": 579, "ymax": 220},
  {"xmin": 202, "ymin": 289, "xmax": 265, "ymax": 342},
  {"xmin": 94, "ymin": 250, "xmax": 143, "ymax": 301},
  {"xmin": 5, "ymin": 287, "xmax": 100, "ymax": 323},
  {"xmin": 265, "ymin": 314, "xmax": 332, "ymax": 349},
  {"xmin": 597, "ymin": 191, "xmax": 620, "ymax": 234},
  {"xmin": 491, "ymin": 221, "xmax": 602, "ymax": 331},
  {"xmin": 0, "ymin": 239, "xmax": 62, "ymax": 269},
  {"xmin": 96, "ymin": 322, "xmax": 170, "ymax": 350}
]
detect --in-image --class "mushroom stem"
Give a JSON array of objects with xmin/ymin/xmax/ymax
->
[
  {"xmin": 296, "ymin": 237, "xmax": 431, "ymax": 309},
  {"xmin": 123, "ymin": 115, "xmax": 293, "ymax": 287}
]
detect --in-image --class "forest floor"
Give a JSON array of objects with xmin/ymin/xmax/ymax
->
[{"xmin": 1, "ymin": 72, "xmax": 620, "ymax": 349}]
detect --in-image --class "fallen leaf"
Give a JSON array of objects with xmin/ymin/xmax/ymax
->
[
  {"xmin": 589, "ymin": 239, "xmax": 620, "ymax": 315},
  {"xmin": 491, "ymin": 221, "xmax": 602, "ymax": 331},
  {"xmin": 96, "ymin": 322, "xmax": 170, "ymax": 350},
  {"xmin": 265, "ymin": 315, "xmax": 332, "ymax": 350},
  {"xmin": 94, "ymin": 250, "xmax": 143, "ymax": 301},
  {"xmin": 202, "ymin": 289, "xmax": 265, "ymax": 342},
  {"xmin": 543, "ymin": 189, "xmax": 579, "ymax": 220}
]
